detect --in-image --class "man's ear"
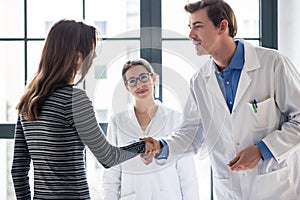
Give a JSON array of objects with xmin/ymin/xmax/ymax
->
[{"xmin": 219, "ymin": 19, "xmax": 228, "ymax": 35}]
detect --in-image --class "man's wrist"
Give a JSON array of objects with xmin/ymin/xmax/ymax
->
[
  {"xmin": 256, "ymin": 141, "xmax": 273, "ymax": 161},
  {"xmin": 155, "ymin": 139, "xmax": 169, "ymax": 160}
]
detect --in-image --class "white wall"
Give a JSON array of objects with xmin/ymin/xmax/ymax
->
[{"xmin": 278, "ymin": 0, "xmax": 300, "ymax": 71}]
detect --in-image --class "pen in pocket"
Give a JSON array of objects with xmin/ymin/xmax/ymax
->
[{"xmin": 251, "ymin": 99, "xmax": 258, "ymax": 113}]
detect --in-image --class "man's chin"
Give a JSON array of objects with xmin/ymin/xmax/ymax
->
[{"xmin": 196, "ymin": 48, "xmax": 208, "ymax": 56}]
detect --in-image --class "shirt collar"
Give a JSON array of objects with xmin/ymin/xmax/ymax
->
[
  {"xmin": 214, "ymin": 40, "xmax": 245, "ymax": 72},
  {"xmin": 229, "ymin": 40, "xmax": 245, "ymax": 70}
]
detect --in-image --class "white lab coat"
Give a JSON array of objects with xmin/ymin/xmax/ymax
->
[
  {"xmin": 102, "ymin": 100, "xmax": 199, "ymax": 200},
  {"xmin": 165, "ymin": 40, "xmax": 300, "ymax": 200}
]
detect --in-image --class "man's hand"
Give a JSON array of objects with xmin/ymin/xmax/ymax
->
[
  {"xmin": 140, "ymin": 152, "xmax": 156, "ymax": 165},
  {"xmin": 229, "ymin": 145, "xmax": 262, "ymax": 171},
  {"xmin": 140, "ymin": 137, "xmax": 161, "ymax": 165}
]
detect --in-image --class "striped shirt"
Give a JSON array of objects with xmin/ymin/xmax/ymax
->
[{"xmin": 11, "ymin": 86, "xmax": 145, "ymax": 200}]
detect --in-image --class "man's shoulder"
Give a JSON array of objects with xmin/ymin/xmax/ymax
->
[
  {"xmin": 246, "ymin": 42, "xmax": 283, "ymax": 60},
  {"xmin": 190, "ymin": 59, "xmax": 211, "ymax": 81}
]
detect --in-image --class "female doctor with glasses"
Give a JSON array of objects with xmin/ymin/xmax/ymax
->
[{"xmin": 102, "ymin": 58, "xmax": 200, "ymax": 200}]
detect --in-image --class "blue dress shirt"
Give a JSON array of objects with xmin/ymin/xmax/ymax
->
[{"xmin": 214, "ymin": 41, "xmax": 244, "ymax": 113}]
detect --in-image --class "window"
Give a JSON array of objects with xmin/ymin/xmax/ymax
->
[
  {"xmin": 94, "ymin": 21, "xmax": 107, "ymax": 35},
  {"xmin": 278, "ymin": 0, "xmax": 300, "ymax": 71}
]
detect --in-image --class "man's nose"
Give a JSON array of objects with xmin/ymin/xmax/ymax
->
[{"xmin": 189, "ymin": 30, "xmax": 196, "ymax": 40}]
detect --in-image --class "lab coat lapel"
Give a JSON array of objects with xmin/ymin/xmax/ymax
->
[
  {"xmin": 115, "ymin": 101, "xmax": 167, "ymax": 138},
  {"xmin": 205, "ymin": 61, "xmax": 228, "ymax": 111},
  {"xmin": 232, "ymin": 68, "xmax": 252, "ymax": 111},
  {"xmin": 145, "ymin": 102, "xmax": 167, "ymax": 137},
  {"xmin": 115, "ymin": 105, "xmax": 144, "ymax": 138},
  {"xmin": 232, "ymin": 41, "xmax": 261, "ymax": 111}
]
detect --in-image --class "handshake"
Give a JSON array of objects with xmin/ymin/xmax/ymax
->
[{"xmin": 139, "ymin": 137, "xmax": 163, "ymax": 165}]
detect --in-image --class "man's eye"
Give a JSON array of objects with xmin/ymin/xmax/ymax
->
[
  {"xmin": 191, "ymin": 23, "xmax": 204, "ymax": 29},
  {"xmin": 195, "ymin": 24, "xmax": 204, "ymax": 28}
]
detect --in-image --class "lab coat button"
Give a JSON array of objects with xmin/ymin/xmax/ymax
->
[{"xmin": 236, "ymin": 142, "xmax": 240, "ymax": 146}]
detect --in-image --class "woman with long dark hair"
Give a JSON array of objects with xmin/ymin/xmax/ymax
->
[{"xmin": 11, "ymin": 19, "xmax": 146, "ymax": 199}]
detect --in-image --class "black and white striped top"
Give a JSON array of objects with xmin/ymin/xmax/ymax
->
[{"xmin": 11, "ymin": 86, "xmax": 145, "ymax": 200}]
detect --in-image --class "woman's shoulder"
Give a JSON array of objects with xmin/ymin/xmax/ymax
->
[
  {"xmin": 156, "ymin": 100, "xmax": 180, "ymax": 116},
  {"xmin": 110, "ymin": 110, "xmax": 131, "ymax": 121},
  {"xmin": 69, "ymin": 87, "xmax": 90, "ymax": 101},
  {"xmin": 48, "ymin": 86, "xmax": 74, "ymax": 101},
  {"xmin": 71, "ymin": 87, "xmax": 86, "ymax": 95},
  {"xmin": 50, "ymin": 86, "xmax": 91, "ymax": 107}
]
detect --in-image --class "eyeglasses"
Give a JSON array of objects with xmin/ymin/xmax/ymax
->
[{"xmin": 125, "ymin": 73, "xmax": 153, "ymax": 87}]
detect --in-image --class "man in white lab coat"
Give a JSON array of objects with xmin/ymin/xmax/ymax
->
[{"xmin": 141, "ymin": 0, "xmax": 300, "ymax": 199}]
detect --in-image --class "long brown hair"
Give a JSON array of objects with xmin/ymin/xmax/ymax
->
[{"xmin": 17, "ymin": 19, "xmax": 98, "ymax": 121}]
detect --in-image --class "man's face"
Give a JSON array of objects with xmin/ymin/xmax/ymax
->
[{"xmin": 188, "ymin": 8, "xmax": 220, "ymax": 56}]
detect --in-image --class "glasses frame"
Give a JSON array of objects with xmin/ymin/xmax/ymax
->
[{"xmin": 125, "ymin": 72, "xmax": 153, "ymax": 87}]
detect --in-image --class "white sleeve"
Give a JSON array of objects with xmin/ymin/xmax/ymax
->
[
  {"xmin": 176, "ymin": 155, "xmax": 200, "ymax": 200},
  {"xmin": 102, "ymin": 117, "xmax": 122, "ymax": 200},
  {"xmin": 165, "ymin": 87, "xmax": 204, "ymax": 163},
  {"xmin": 263, "ymin": 55, "xmax": 300, "ymax": 163}
]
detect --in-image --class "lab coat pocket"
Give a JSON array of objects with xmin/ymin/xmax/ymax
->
[
  {"xmin": 213, "ymin": 178, "xmax": 231, "ymax": 199},
  {"xmin": 248, "ymin": 97, "xmax": 280, "ymax": 132},
  {"xmin": 253, "ymin": 166, "xmax": 297, "ymax": 199}
]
